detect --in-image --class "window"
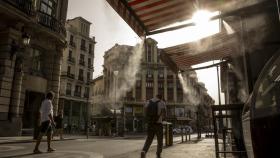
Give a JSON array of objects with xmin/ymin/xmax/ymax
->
[
  {"xmin": 75, "ymin": 85, "xmax": 81, "ymax": 97},
  {"xmin": 80, "ymin": 54, "xmax": 85, "ymax": 65},
  {"xmin": 158, "ymin": 69, "xmax": 164, "ymax": 78},
  {"xmin": 168, "ymin": 82, "xmax": 173, "ymax": 89},
  {"xmin": 157, "ymin": 51, "xmax": 160, "ymax": 63},
  {"xmin": 84, "ymin": 87, "xmax": 89, "ymax": 98},
  {"xmin": 79, "ymin": 69, "xmax": 84, "ymax": 80},
  {"xmin": 67, "ymin": 66, "xmax": 71, "ymax": 74},
  {"xmin": 88, "ymin": 58, "xmax": 91, "ymax": 67},
  {"xmin": 66, "ymin": 83, "xmax": 71, "ymax": 95},
  {"xmin": 81, "ymin": 39, "xmax": 86, "ymax": 50},
  {"xmin": 146, "ymin": 82, "xmax": 153, "ymax": 88},
  {"xmin": 147, "ymin": 69, "xmax": 153, "ymax": 78},
  {"xmin": 70, "ymin": 35, "xmax": 74, "ymax": 43},
  {"xmin": 136, "ymin": 80, "xmax": 141, "ymax": 88},
  {"xmin": 40, "ymin": 0, "xmax": 57, "ymax": 16},
  {"xmin": 175, "ymin": 108, "xmax": 185, "ymax": 117},
  {"xmin": 30, "ymin": 49, "xmax": 42, "ymax": 73},
  {"xmin": 87, "ymin": 72, "xmax": 90, "ymax": 82},
  {"xmin": 146, "ymin": 45, "xmax": 152, "ymax": 62},
  {"xmin": 89, "ymin": 44, "xmax": 92, "ymax": 53}
]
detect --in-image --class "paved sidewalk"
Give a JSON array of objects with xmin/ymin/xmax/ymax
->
[{"xmin": 112, "ymin": 138, "xmax": 215, "ymax": 158}]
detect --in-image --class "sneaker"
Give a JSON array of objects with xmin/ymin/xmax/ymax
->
[
  {"xmin": 141, "ymin": 151, "xmax": 146, "ymax": 158},
  {"xmin": 47, "ymin": 148, "xmax": 56, "ymax": 152},
  {"xmin": 33, "ymin": 149, "xmax": 42, "ymax": 154}
]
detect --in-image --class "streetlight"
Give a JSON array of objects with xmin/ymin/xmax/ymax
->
[{"xmin": 113, "ymin": 70, "xmax": 118, "ymax": 136}]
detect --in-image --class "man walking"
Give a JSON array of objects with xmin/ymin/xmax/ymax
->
[
  {"xmin": 33, "ymin": 91, "xmax": 56, "ymax": 154},
  {"xmin": 141, "ymin": 94, "xmax": 167, "ymax": 158}
]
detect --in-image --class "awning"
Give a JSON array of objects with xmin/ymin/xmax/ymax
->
[
  {"xmin": 106, "ymin": 0, "xmax": 270, "ymax": 72},
  {"xmin": 161, "ymin": 32, "xmax": 238, "ymax": 72},
  {"xmin": 105, "ymin": 0, "xmax": 248, "ymax": 36}
]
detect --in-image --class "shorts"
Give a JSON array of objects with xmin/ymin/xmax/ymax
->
[{"xmin": 40, "ymin": 120, "xmax": 52, "ymax": 134}]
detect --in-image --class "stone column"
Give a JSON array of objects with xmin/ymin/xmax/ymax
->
[
  {"xmin": 141, "ymin": 69, "xmax": 146, "ymax": 101},
  {"xmin": 0, "ymin": 28, "xmax": 20, "ymax": 121},
  {"xmin": 164, "ymin": 67, "xmax": 167, "ymax": 100},
  {"xmin": 0, "ymin": 27, "xmax": 24, "ymax": 136},
  {"xmin": 47, "ymin": 48, "xmax": 63, "ymax": 115},
  {"xmin": 173, "ymin": 74, "xmax": 177, "ymax": 102},
  {"xmin": 9, "ymin": 59, "xmax": 24, "ymax": 118}
]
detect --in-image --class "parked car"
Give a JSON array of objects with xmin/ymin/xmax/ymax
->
[
  {"xmin": 242, "ymin": 52, "xmax": 280, "ymax": 158},
  {"xmin": 173, "ymin": 126, "xmax": 193, "ymax": 134}
]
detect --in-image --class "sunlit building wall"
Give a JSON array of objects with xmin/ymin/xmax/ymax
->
[
  {"xmin": 59, "ymin": 17, "xmax": 95, "ymax": 132},
  {"xmin": 94, "ymin": 38, "xmax": 214, "ymax": 133}
]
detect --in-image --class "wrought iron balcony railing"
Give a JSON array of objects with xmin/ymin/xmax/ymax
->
[
  {"xmin": 79, "ymin": 60, "xmax": 85, "ymax": 66},
  {"xmin": 74, "ymin": 92, "xmax": 81, "ymax": 97},
  {"xmin": 3, "ymin": 1, "xmax": 66, "ymax": 36},
  {"xmin": 67, "ymin": 73, "xmax": 75, "ymax": 79},
  {"xmin": 37, "ymin": 11, "xmax": 66, "ymax": 36},
  {"xmin": 4, "ymin": 0, "xmax": 33, "ymax": 15}
]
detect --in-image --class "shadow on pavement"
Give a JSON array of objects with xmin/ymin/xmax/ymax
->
[{"xmin": 0, "ymin": 152, "xmax": 35, "ymax": 158}]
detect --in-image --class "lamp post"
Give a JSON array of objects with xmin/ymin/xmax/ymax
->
[{"xmin": 113, "ymin": 70, "xmax": 119, "ymax": 136}]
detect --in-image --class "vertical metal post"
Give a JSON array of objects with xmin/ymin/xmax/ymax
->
[
  {"xmin": 86, "ymin": 86, "xmax": 89, "ymax": 139},
  {"xmin": 115, "ymin": 76, "xmax": 117, "ymax": 136},
  {"xmin": 216, "ymin": 65, "xmax": 223, "ymax": 135},
  {"xmin": 212, "ymin": 109, "xmax": 220, "ymax": 158},
  {"xmin": 216, "ymin": 65, "xmax": 221, "ymax": 106},
  {"xmin": 123, "ymin": 105, "xmax": 125, "ymax": 136}
]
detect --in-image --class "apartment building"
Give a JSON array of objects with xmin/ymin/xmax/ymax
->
[
  {"xmin": 92, "ymin": 38, "xmax": 213, "ymax": 134},
  {"xmin": 59, "ymin": 17, "xmax": 95, "ymax": 132}
]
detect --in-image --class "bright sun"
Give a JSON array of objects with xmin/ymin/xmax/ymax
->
[{"xmin": 150, "ymin": 10, "xmax": 220, "ymax": 48}]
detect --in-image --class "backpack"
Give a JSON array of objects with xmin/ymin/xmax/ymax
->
[{"xmin": 146, "ymin": 100, "xmax": 160, "ymax": 124}]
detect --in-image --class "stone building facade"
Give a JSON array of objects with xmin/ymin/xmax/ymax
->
[
  {"xmin": 93, "ymin": 38, "xmax": 214, "ymax": 133},
  {"xmin": 0, "ymin": 0, "xmax": 68, "ymax": 136},
  {"xmin": 59, "ymin": 17, "xmax": 95, "ymax": 132}
]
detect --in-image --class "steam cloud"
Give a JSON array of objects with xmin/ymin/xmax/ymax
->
[{"xmin": 178, "ymin": 72, "xmax": 201, "ymax": 106}]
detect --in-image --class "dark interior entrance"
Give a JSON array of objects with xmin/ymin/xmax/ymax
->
[{"xmin": 22, "ymin": 91, "xmax": 45, "ymax": 129}]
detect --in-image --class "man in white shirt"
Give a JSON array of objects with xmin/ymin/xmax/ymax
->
[
  {"xmin": 33, "ymin": 91, "xmax": 56, "ymax": 154},
  {"xmin": 141, "ymin": 94, "xmax": 167, "ymax": 158}
]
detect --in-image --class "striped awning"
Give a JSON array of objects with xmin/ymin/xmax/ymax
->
[
  {"xmin": 105, "ymin": 0, "xmax": 268, "ymax": 72},
  {"xmin": 106, "ymin": 0, "xmax": 238, "ymax": 36},
  {"xmin": 161, "ymin": 32, "xmax": 239, "ymax": 72}
]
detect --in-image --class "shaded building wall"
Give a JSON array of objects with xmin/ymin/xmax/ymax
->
[{"xmin": 0, "ymin": 0, "xmax": 68, "ymax": 136}]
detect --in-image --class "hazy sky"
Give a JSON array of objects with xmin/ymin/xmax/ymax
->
[
  {"xmin": 67, "ymin": 0, "xmax": 139, "ymax": 78},
  {"xmin": 67, "ymin": 0, "xmax": 224, "ymax": 104}
]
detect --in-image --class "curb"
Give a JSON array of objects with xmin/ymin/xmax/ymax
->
[{"xmin": 0, "ymin": 138, "xmax": 77, "ymax": 145}]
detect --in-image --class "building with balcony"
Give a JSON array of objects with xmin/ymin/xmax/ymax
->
[
  {"xmin": 92, "ymin": 38, "xmax": 214, "ymax": 134},
  {"xmin": 59, "ymin": 17, "xmax": 96, "ymax": 132},
  {"xmin": 0, "ymin": 0, "xmax": 68, "ymax": 136}
]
